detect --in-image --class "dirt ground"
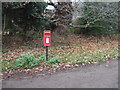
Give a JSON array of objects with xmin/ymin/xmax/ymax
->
[{"xmin": 2, "ymin": 59, "xmax": 118, "ymax": 88}]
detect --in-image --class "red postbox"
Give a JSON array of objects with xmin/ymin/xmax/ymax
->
[{"xmin": 44, "ymin": 30, "xmax": 51, "ymax": 46}]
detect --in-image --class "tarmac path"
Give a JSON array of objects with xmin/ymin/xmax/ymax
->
[{"xmin": 2, "ymin": 59, "xmax": 118, "ymax": 88}]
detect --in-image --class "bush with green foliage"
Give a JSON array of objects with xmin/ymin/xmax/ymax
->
[
  {"xmin": 73, "ymin": 2, "xmax": 118, "ymax": 36},
  {"xmin": 14, "ymin": 53, "xmax": 45, "ymax": 68},
  {"xmin": 2, "ymin": 2, "xmax": 50, "ymax": 37},
  {"xmin": 14, "ymin": 52, "xmax": 60, "ymax": 68},
  {"xmin": 48, "ymin": 56, "xmax": 60, "ymax": 64}
]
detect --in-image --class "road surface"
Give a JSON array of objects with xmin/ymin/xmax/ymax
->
[{"xmin": 2, "ymin": 59, "xmax": 118, "ymax": 88}]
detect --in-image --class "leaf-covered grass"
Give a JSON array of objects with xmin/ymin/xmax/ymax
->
[{"xmin": 1, "ymin": 35, "xmax": 118, "ymax": 72}]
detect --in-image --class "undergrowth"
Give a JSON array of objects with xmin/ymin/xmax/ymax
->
[{"xmin": 1, "ymin": 35, "xmax": 118, "ymax": 72}]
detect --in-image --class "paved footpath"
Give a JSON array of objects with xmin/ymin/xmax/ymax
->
[{"xmin": 2, "ymin": 59, "xmax": 118, "ymax": 88}]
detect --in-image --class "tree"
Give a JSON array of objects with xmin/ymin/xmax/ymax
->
[
  {"xmin": 47, "ymin": 0, "xmax": 74, "ymax": 31},
  {"xmin": 2, "ymin": 1, "xmax": 74, "ymax": 36},
  {"xmin": 2, "ymin": 2, "xmax": 48, "ymax": 37},
  {"xmin": 72, "ymin": 2, "xmax": 118, "ymax": 36}
]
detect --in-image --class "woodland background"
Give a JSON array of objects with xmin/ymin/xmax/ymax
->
[{"xmin": 1, "ymin": 1, "xmax": 119, "ymax": 74}]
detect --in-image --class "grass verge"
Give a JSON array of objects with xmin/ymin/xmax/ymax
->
[{"xmin": 1, "ymin": 35, "xmax": 118, "ymax": 73}]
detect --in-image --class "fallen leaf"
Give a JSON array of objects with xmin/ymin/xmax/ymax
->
[
  {"xmin": 75, "ymin": 64, "xmax": 79, "ymax": 67},
  {"xmin": 65, "ymin": 64, "xmax": 71, "ymax": 67}
]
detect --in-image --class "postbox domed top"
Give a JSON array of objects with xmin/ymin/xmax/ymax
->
[{"xmin": 44, "ymin": 30, "xmax": 51, "ymax": 34}]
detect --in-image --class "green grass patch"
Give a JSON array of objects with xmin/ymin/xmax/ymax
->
[
  {"xmin": 68, "ymin": 49, "xmax": 118, "ymax": 64},
  {"xmin": 1, "ymin": 59, "xmax": 15, "ymax": 72},
  {"xmin": 1, "ymin": 46, "xmax": 118, "ymax": 72}
]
